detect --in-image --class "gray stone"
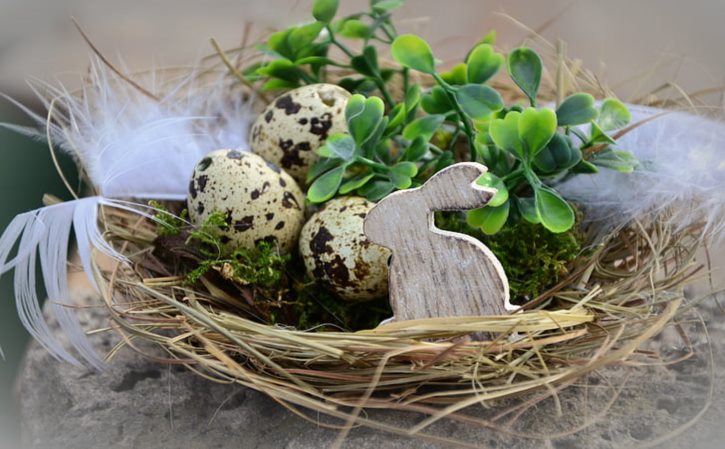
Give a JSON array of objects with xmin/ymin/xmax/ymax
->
[{"xmin": 14, "ymin": 289, "xmax": 725, "ymax": 449}]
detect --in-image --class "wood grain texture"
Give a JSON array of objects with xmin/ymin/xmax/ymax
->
[{"xmin": 364, "ymin": 162, "xmax": 517, "ymax": 321}]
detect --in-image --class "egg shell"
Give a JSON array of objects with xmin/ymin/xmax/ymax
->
[
  {"xmin": 299, "ymin": 197, "xmax": 390, "ymax": 301},
  {"xmin": 187, "ymin": 149, "xmax": 305, "ymax": 254},
  {"xmin": 250, "ymin": 84, "xmax": 350, "ymax": 185}
]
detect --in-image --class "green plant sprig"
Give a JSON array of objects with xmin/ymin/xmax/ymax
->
[{"xmin": 246, "ymin": 0, "xmax": 638, "ymax": 235}]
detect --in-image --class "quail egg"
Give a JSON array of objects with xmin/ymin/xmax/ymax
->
[
  {"xmin": 250, "ymin": 84, "xmax": 350, "ymax": 185},
  {"xmin": 299, "ymin": 197, "xmax": 390, "ymax": 301},
  {"xmin": 187, "ymin": 149, "xmax": 305, "ymax": 253}
]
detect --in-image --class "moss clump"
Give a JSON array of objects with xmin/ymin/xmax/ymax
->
[{"xmin": 436, "ymin": 212, "xmax": 583, "ymax": 303}]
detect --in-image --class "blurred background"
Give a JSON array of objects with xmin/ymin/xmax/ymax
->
[{"xmin": 0, "ymin": 1, "xmax": 723, "ymax": 447}]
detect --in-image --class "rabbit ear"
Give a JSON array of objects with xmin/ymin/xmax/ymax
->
[{"xmin": 422, "ymin": 162, "xmax": 495, "ymax": 211}]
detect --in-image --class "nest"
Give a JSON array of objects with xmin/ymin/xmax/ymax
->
[
  {"xmin": 94, "ymin": 203, "xmax": 702, "ymax": 442},
  {"xmin": 46, "ymin": 29, "xmax": 712, "ymax": 444}
]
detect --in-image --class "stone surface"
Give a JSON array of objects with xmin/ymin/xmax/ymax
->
[{"xmin": 14, "ymin": 289, "xmax": 725, "ymax": 449}]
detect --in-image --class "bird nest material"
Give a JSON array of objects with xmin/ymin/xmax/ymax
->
[{"xmin": 94, "ymin": 202, "xmax": 702, "ymax": 444}]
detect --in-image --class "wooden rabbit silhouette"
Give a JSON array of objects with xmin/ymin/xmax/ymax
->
[{"xmin": 364, "ymin": 162, "xmax": 517, "ymax": 322}]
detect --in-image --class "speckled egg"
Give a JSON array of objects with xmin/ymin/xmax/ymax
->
[
  {"xmin": 187, "ymin": 149, "xmax": 305, "ymax": 254},
  {"xmin": 250, "ymin": 84, "xmax": 350, "ymax": 185},
  {"xmin": 299, "ymin": 197, "xmax": 390, "ymax": 301}
]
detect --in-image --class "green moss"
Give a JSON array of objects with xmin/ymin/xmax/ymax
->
[
  {"xmin": 436, "ymin": 211, "xmax": 583, "ymax": 302},
  {"xmin": 148, "ymin": 200, "xmax": 188, "ymax": 237}
]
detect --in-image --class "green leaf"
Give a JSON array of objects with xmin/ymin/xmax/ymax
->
[
  {"xmin": 261, "ymin": 79, "xmax": 300, "ymax": 91},
  {"xmin": 519, "ymin": 107, "xmax": 557, "ymax": 159},
  {"xmin": 289, "ymin": 22, "xmax": 325, "ymax": 57},
  {"xmin": 403, "ymin": 114, "xmax": 445, "ymax": 142},
  {"xmin": 308, "ymin": 165, "xmax": 346, "ymax": 203},
  {"xmin": 312, "ymin": 0, "xmax": 339, "ymax": 23},
  {"xmin": 598, "ymin": 98, "xmax": 631, "ymax": 131},
  {"xmin": 403, "ymin": 136, "xmax": 428, "ymax": 161},
  {"xmin": 534, "ymin": 133, "xmax": 581, "ymax": 173},
  {"xmin": 441, "ymin": 63, "xmax": 468, "ymax": 85},
  {"xmin": 467, "ymin": 201, "xmax": 510, "ymax": 235},
  {"xmin": 371, "ymin": 0, "xmax": 403, "ymax": 12},
  {"xmin": 320, "ymin": 134, "xmax": 357, "ymax": 161},
  {"xmin": 475, "ymin": 172, "xmax": 508, "ymax": 207},
  {"xmin": 307, "ymin": 157, "xmax": 342, "ymax": 183},
  {"xmin": 507, "ymin": 47, "xmax": 542, "ymax": 106},
  {"xmin": 346, "ymin": 95, "xmax": 385, "ymax": 147},
  {"xmin": 556, "ymin": 93, "xmax": 598, "ymax": 126},
  {"xmin": 350, "ymin": 45, "xmax": 379, "ymax": 77},
  {"xmin": 391, "ymin": 34, "xmax": 436, "ymax": 74},
  {"xmin": 421, "ymin": 86, "xmax": 454, "ymax": 114},
  {"xmin": 489, "ymin": 111, "xmax": 523, "ymax": 159},
  {"xmin": 467, "ymin": 44, "xmax": 504, "ymax": 84},
  {"xmin": 571, "ymin": 159, "xmax": 599, "ymax": 174},
  {"xmin": 339, "ymin": 19, "xmax": 371, "ymax": 39},
  {"xmin": 480, "ymin": 30, "xmax": 497, "ymax": 45},
  {"xmin": 517, "ymin": 196, "xmax": 540, "ymax": 224},
  {"xmin": 389, "ymin": 162, "xmax": 417, "ymax": 189},
  {"xmin": 589, "ymin": 121, "xmax": 616, "ymax": 145},
  {"xmin": 535, "ymin": 187, "xmax": 575, "ymax": 233},
  {"xmin": 359, "ymin": 179, "xmax": 395, "ymax": 201},
  {"xmin": 405, "ymin": 84, "xmax": 422, "ymax": 111},
  {"xmin": 591, "ymin": 148, "xmax": 639, "ymax": 173},
  {"xmin": 256, "ymin": 59, "xmax": 304, "ymax": 83},
  {"xmin": 385, "ymin": 103, "xmax": 406, "ymax": 131},
  {"xmin": 339, "ymin": 172, "xmax": 375, "ymax": 194},
  {"xmin": 266, "ymin": 29, "xmax": 295, "ymax": 60},
  {"xmin": 455, "ymin": 84, "xmax": 503, "ymax": 119}
]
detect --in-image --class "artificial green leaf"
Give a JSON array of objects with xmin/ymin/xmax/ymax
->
[
  {"xmin": 403, "ymin": 114, "xmax": 445, "ymax": 142},
  {"xmin": 308, "ymin": 166, "xmax": 346, "ymax": 203},
  {"xmin": 598, "ymin": 98, "xmax": 631, "ymax": 131},
  {"xmin": 371, "ymin": 0, "xmax": 403, "ymax": 12},
  {"xmin": 556, "ymin": 93, "xmax": 598, "ymax": 126},
  {"xmin": 441, "ymin": 63, "xmax": 468, "ymax": 85},
  {"xmin": 403, "ymin": 136, "xmax": 428, "ymax": 161},
  {"xmin": 405, "ymin": 84, "xmax": 422, "ymax": 111},
  {"xmin": 339, "ymin": 19, "xmax": 371, "ymax": 39},
  {"xmin": 346, "ymin": 95, "xmax": 385, "ymax": 147},
  {"xmin": 589, "ymin": 121, "xmax": 616, "ymax": 145},
  {"xmin": 475, "ymin": 172, "xmax": 508, "ymax": 207},
  {"xmin": 421, "ymin": 86, "xmax": 453, "ymax": 114},
  {"xmin": 455, "ymin": 84, "xmax": 504, "ymax": 119},
  {"xmin": 350, "ymin": 45, "xmax": 379, "ymax": 77},
  {"xmin": 517, "ymin": 196, "xmax": 540, "ymax": 224},
  {"xmin": 507, "ymin": 47, "xmax": 542, "ymax": 106},
  {"xmin": 312, "ymin": 0, "xmax": 339, "ymax": 23},
  {"xmin": 467, "ymin": 43, "xmax": 504, "ymax": 84},
  {"xmin": 489, "ymin": 111, "xmax": 523, "ymax": 159},
  {"xmin": 359, "ymin": 179, "xmax": 396, "ymax": 201},
  {"xmin": 294, "ymin": 56, "xmax": 337, "ymax": 66},
  {"xmin": 391, "ymin": 34, "xmax": 436, "ymax": 74},
  {"xmin": 519, "ymin": 107, "xmax": 557, "ymax": 159},
  {"xmin": 307, "ymin": 157, "xmax": 342, "ymax": 183},
  {"xmin": 261, "ymin": 79, "xmax": 300, "ymax": 91},
  {"xmin": 467, "ymin": 201, "xmax": 510, "ymax": 235},
  {"xmin": 322, "ymin": 134, "xmax": 357, "ymax": 161},
  {"xmin": 434, "ymin": 151, "xmax": 455, "ymax": 171},
  {"xmin": 591, "ymin": 148, "xmax": 639, "ymax": 173},
  {"xmin": 266, "ymin": 29, "xmax": 294, "ymax": 60},
  {"xmin": 389, "ymin": 161, "xmax": 417, "ymax": 189},
  {"xmin": 289, "ymin": 22, "xmax": 325, "ymax": 57},
  {"xmin": 535, "ymin": 187, "xmax": 575, "ymax": 233},
  {"xmin": 385, "ymin": 103, "xmax": 406, "ymax": 131},
  {"xmin": 480, "ymin": 30, "xmax": 497, "ymax": 45},
  {"xmin": 339, "ymin": 172, "xmax": 375, "ymax": 194},
  {"xmin": 256, "ymin": 59, "xmax": 304, "ymax": 82},
  {"xmin": 571, "ymin": 159, "xmax": 599, "ymax": 174},
  {"xmin": 533, "ymin": 133, "xmax": 581, "ymax": 173}
]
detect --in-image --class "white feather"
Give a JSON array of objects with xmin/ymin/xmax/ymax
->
[
  {"xmin": 558, "ymin": 104, "xmax": 725, "ymax": 240},
  {"xmin": 3, "ymin": 56, "xmax": 256, "ymax": 199}
]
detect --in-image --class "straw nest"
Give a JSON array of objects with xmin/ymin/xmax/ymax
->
[
  {"xmin": 94, "ymin": 202, "xmax": 703, "ymax": 440},
  {"xmin": 59, "ymin": 31, "xmax": 709, "ymax": 444}
]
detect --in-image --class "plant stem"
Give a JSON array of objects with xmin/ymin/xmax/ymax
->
[
  {"xmin": 354, "ymin": 156, "xmax": 389, "ymax": 171},
  {"xmin": 326, "ymin": 26, "xmax": 354, "ymax": 58},
  {"xmin": 432, "ymin": 73, "xmax": 476, "ymax": 161}
]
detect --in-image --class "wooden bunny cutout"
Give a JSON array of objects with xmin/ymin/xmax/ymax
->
[{"xmin": 364, "ymin": 162, "xmax": 518, "ymax": 321}]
